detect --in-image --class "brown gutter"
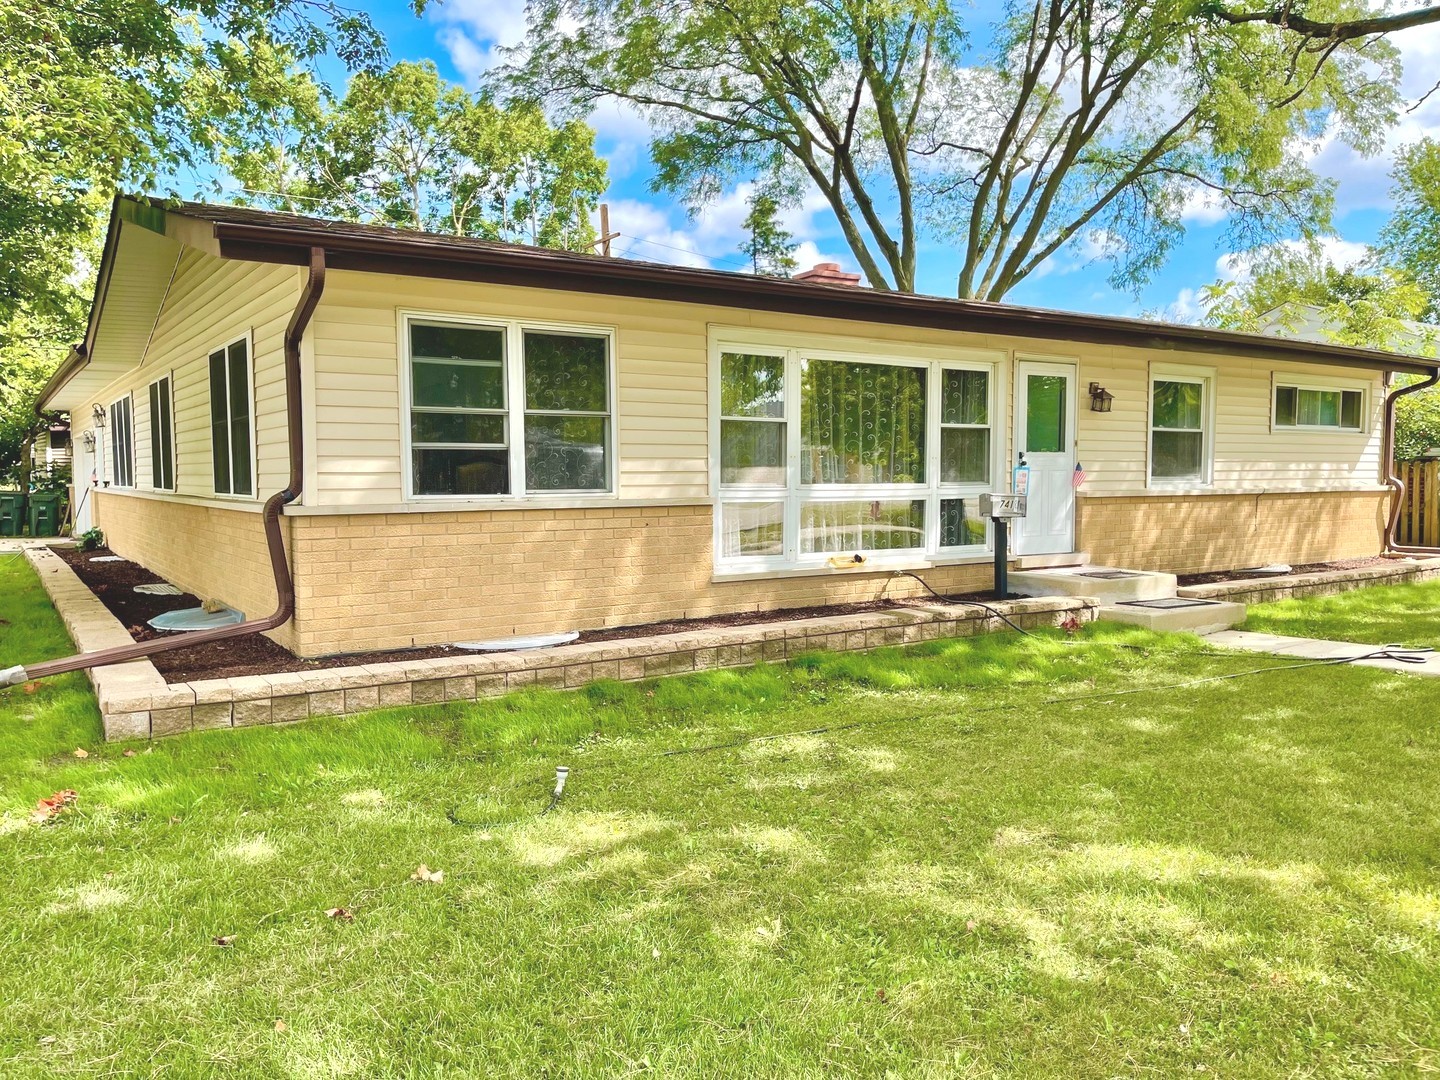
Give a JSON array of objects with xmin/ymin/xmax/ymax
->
[
  {"xmin": 4, "ymin": 248, "xmax": 327, "ymax": 686},
  {"xmin": 1382, "ymin": 371, "xmax": 1440, "ymax": 555}
]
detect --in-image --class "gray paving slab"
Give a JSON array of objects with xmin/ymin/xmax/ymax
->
[{"xmin": 1203, "ymin": 630, "xmax": 1440, "ymax": 676}]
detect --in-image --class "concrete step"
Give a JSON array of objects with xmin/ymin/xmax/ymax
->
[
  {"xmin": 1012, "ymin": 551, "xmax": 1090, "ymax": 570},
  {"xmin": 1010, "ymin": 565, "xmax": 1177, "ymax": 603},
  {"xmin": 1099, "ymin": 598, "xmax": 1246, "ymax": 635}
]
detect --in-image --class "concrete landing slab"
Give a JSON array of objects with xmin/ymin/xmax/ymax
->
[
  {"xmin": 1013, "ymin": 551, "xmax": 1090, "ymax": 570},
  {"xmin": 1099, "ymin": 598, "xmax": 1246, "ymax": 635},
  {"xmin": 1011, "ymin": 565, "xmax": 1178, "ymax": 603},
  {"xmin": 1203, "ymin": 630, "xmax": 1440, "ymax": 676}
]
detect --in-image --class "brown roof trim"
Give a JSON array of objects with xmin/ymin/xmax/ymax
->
[{"xmin": 207, "ymin": 217, "xmax": 1438, "ymax": 375}]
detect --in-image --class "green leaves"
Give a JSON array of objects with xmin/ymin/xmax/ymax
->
[
  {"xmin": 228, "ymin": 60, "xmax": 608, "ymax": 251},
  {"xmin": 1378, "ymin": 138, "xmax": 1440, "ymax": 323},
  {"xmin": 511, "ymin": 0, "xmax": 1439, "ymax": 299}
]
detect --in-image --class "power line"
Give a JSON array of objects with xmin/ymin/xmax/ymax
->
[{"xmin": 618, "ymin": 233, "xmax": 751, "ymax": 269}]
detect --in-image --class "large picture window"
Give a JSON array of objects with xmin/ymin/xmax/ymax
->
[
  {"xmin": 715, "ymin": 340, "xmax": 998, "ymax": 571},
  {"xmin": 1149, "ymin": 368, "xmax": 1212, "ymax": 484},
  {"xmin": 108, "ymin": 395, "xmax": 134, "ymax": 488},
  {"xmin": 405, "ymin": 316, "xmax": 612, "ymax": 498},
  {"xmin": 148, "ymin": 375, "xmax": 175, "ymax": 491},
  {"xmin": 208, "ymin": 337, "xmax": 253, "ymax": 496}
]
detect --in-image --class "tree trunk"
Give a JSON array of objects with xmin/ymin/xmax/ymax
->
[{"xmin": 19, "ymin": 432, "xmax": 33, "ymax": 494}]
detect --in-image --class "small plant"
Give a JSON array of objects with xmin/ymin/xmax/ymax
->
[{"xmin": 77, "ymin": 527, "xmax": 104, "ymax": 552}]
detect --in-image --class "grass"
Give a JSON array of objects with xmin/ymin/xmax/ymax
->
[
  {"xmin": 3, "ymin": 553, "xmax": 1440, "ymax": 1077},
  {"xmin": 1242, "ymin": 577, "xmax": 1440, "ymax": 647}
]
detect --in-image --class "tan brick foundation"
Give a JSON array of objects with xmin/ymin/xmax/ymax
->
[
  {"xmin": 93, "ymin": 488, "xmax": 1392, "ymax": 658},
  {"xmin": 1077, "ymin": 490, "xmax": 1390, "ymax": 576}
]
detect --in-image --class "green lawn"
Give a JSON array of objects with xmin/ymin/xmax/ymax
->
[
  {"xmin": 4, "ymin": 554, "xmax": 1440, "ymax": 1077},
  {"xmin": 1242, "ymin": 577, "xmax": 1440, "ymax": 647}
]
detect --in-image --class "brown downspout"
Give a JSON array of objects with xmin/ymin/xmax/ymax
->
[
  {"xmin": 5, "ymin": 247, "xmax": 327, "ymax": 685},
  {"xmin": 1382, "ymin": 369, "xmax": 1440, "ymax": 556}
]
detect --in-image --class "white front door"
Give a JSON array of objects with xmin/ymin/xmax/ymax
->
[{"xmin": 1013, "ymin": 359, "xmax": 1077, "ymax": 556}]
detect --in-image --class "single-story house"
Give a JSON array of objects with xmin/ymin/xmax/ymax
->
[{"xmin": 37, "ymin": 196, "xmax": 1440, "ymax": 658}]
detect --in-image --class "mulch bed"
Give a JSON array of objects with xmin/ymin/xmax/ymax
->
[
  {"xmin": 55, "ymin": 547, "xmax": 462, "ymax": 684},
  {"xmin": 1176, "ymin": 556, "xmax": 1395, "ymax": 587},
  {"xmin": 53, "ymin": 546, "xmax": 1009, "ymax": 684}
]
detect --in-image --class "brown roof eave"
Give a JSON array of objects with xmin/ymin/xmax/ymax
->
[{"xmin": 212, "ymin": 219, "xmax": 1440, "ymax": 377}]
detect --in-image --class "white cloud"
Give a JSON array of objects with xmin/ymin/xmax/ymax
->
[
  {"xmin": 1161, "ymin": 287, "xmax": 1203, "ymax": 324},
  {"xmin": 1309, "ymin": 21, "xmax": 1440, "ymax": 216},
  {"xmin": 1215, "ymin": 236, "xmax": 1369, "ymax": 284},
  {"xmin": 590, "ymin": 188, "xmax": 851, "ymax": 275},
  {"xmin": 1179, "ymin": 186, "xmax": 1228, "ymax": 226},
  {"xmin": 433, "ymin": 0, "xmax": 529, "ymax": 83}
]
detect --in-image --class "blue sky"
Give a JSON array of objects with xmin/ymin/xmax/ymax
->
[{"xmin": 247, "ymin": 1, "xmax": 1440, "ymax": 324}]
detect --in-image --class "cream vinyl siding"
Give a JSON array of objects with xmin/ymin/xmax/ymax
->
[
  {"xmin": 309, "ymin": 271, "xmax": 1389, "ymax": 507},
  {"xmin": 312, "ymin": 272, "xmax": 716, "ymax": 504},
  {"xmin": 1073, "ymin": 345, "xmax": 1384, "ymax": 494},
  {"xmin": 77, "ymin": 248, "xmax": 300, "ymax": 504}
]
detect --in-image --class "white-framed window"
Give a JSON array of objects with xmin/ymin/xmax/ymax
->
[
  {"xmin": 1273, "ymin": 377, "xmax": 1367, "ymax": 432},
  {"xmin": 148, "ymin": 374, "xmax": 175, "ymax": 491},
  {"xmin": 108, "ymin": 395, "xmax": 134, "ymax": 488},
  {"xmin": 712, "ymin": 332, "xmax": 1002, "ymax": 572},
  {"xmin": 402, "ymin": 312, "xmax": 614, "ymax": 498},
  {"xmin": 208, "ymin": 334, "xmax": 255, "ymax": 497},
  {"xmin": 1148, "ymin": 363, "xmax": 1214, "ymax": 486}
]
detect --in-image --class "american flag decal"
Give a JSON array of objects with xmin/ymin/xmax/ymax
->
[{"xmin": 1072, "ymin": 462, "xmax": 1087, "ymax": 488}]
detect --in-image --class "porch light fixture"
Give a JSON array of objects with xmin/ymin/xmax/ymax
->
[
  {"xmin": 91, "ymin": 403, "xmax": 106, "ymax": 427},
  {"xmin": 81, "ymin": 430, "xmax": 96, "ymax": 451},
  {"xmin": 1088, "ymin": 382, "xmax": 1113, "ymax": 413}
]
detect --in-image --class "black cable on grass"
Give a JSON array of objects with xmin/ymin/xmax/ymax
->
[
  {"xmin": 446, "ymin": 642, "xmax": 1430, "ymax": 826},
  {"xmin": 891, "ymin": 569, "xmax": 1436, "ymax": 664},
  {"xmin": 891, "ymin": 570, "xmax": 1036, "ymax": 636}
]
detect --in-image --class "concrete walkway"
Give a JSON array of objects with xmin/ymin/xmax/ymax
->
[{"xmin": 1204, "ymin": 630, "xmax": 1440, "ymax": 677}]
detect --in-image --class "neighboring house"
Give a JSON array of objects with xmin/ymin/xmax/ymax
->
[
  {"xmin": 37, "ymin": 197, "xmax": 1440, "ymax": 658},
  {"xmin": 30, "ymin": 420, "xmax": 72, "ymax": 480}
]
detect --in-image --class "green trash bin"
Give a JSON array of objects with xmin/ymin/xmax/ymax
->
[
  {"xmin": 0, "ymin": 492, "xmax": 24, "ymax": 537},
  {"xmin": 26, "ymin": 493, "xmax": 60, "ymax": 537}
]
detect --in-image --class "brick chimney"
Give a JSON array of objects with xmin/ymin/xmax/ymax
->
[{"xmin": 793, "ymin": 262, "xmax": 861, "ymax": 286}]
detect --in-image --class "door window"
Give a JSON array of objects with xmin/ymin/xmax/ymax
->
[{"xmin": 1025, "ymin": 375, "xmax": 1067, "ymax": 453}]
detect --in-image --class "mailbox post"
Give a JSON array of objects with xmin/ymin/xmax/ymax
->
[{"xmin": 978, "ymin": 492, "xmax": 1027, "ymax": 598}]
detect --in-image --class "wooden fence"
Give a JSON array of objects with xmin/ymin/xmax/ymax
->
[{"xmin": 1396, "ymin": 459, "xmax": 1440, "ymax": 547}]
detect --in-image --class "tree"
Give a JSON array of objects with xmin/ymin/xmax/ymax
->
[
  {"xmin": 1201, "ymin": 240, "xmax": 1440, "ymax": 459},
  {"xmin": 510, "ymin": 0, "xmax": 1440, "ymax": 298},
  {"xmin": 740, "ymin": 193, "xmax": 799, "ymax": 276},
  {"xmin": 0, "ymin": 0, "xmax": 407, "ymax": 328},
  {"xmin": 1202, "ymin": 242, "xmax": 1437, "ymax": 351},
  {"xmin": 0, "ymin": 309, "xmax": 84, "ymax": 491},
  {"xmin": 1, "ymin": 0, "xmax": 418, "ymax": 482},
  {"xmin": 225, "ymin": 61, "xmax": 608, "ymax": 251},
  {"xmin": 1377, "ymin": 138, "xmax": 1440, "ymax": 321}
]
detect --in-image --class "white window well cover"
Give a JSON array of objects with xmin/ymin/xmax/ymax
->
[
  {"xmin": 454, "ymin": 631, "xmax": 580, "ymax": 651},
  {"xmin": 148, "ymin": 606, "xmax": 245, "ymax": 632}
]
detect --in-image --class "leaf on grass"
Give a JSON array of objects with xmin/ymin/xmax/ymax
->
[
  {"xmin": 32, "ymin": 789, "xmax": 77, "ymax": 822},
  {"xmin": 38, "ymin": 1035, "xmax": 56, "ymax": 1046},
  {"xmin": 213, "ymin": 934, "xmax": 236, "ymax": 947},
  {"xmin": 274, "ymin": 1020, "xmax": 288, "ymax": 1033},
  {"xmin": 122, "ymin": 749, "xmax": 136, "ymax": 758},
  {"xmin": 410, "ymin": 864, "xmax": 443, "ymax": 884},
  {"xmin": 23, "ymin": 682, "xmax": 38, "ymax": 694},
  {"xmin": 73, "ymin": 748, "xmax": 88, "ymax": 759},
  {"xmin": 324, "ymin": 907, "xmax": 354, "ymax": 921}
]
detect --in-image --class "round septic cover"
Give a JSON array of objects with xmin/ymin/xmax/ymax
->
[
  {"xmin": 148, "ymin": 606, "xmax": 245, "ymax": 632},
  {"xmin": 453, "ymin": 631, "xmax": 580, "ymax": 652}
]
